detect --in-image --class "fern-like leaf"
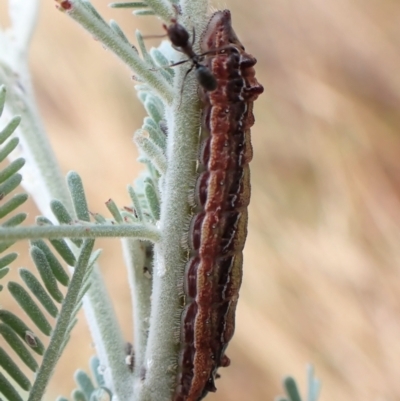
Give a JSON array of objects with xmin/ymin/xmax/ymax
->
[
  {"xmin": 0, "ymin": 236, "xmax": 95, "ymax": 401},
  {"xmin": 0, "ymin": 85, "xmax": 28, "ymax": 289},
  {"xmin": 0, "ymin": 97, "xmax": 101, "ymax": 400},
  {"xmin": 57, "ymin": 356, "xmax": 112, "ymax": 401}
]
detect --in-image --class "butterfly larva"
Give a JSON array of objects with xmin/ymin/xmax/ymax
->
[{"xmin": 174, "ymin": 10, "xmax": 264, "ymax": 401}]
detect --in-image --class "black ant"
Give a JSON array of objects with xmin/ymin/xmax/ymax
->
[{"xmin": 162, "ymin": 18, "xmax": 218, "ymax": 92}]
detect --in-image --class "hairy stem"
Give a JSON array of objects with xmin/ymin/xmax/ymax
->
[
  {"xmin": 122, "ymin": 239, "xmax": 153, "ymax": 378},
  {"xmin": 0, "ymin": 223, "xmax": 160, "ymax": 242},
  {"xmin": 135, "ymin": 0, "xmax": 210, "ymax": 398},
  {"xmin": 82, "ymin": 267, "xmax": 135, "ymax": 401}
]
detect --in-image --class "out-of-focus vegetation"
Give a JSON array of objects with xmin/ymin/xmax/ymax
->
[{"xmin": 1, "ymin": 0, "xmax": 400, "ymax": 400}]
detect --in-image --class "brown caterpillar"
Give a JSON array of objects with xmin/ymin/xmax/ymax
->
[{"xmin": 174, "ymin": 10, "xmax": 264, "ymax": 401}]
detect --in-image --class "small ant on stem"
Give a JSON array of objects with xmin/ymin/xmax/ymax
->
[
  {"xmin": 145, "ymin": 7, "xmax": 219, "ymax": 92},
  {"xmin": 162, "ymin": 17, "xmax": 218, "ymax": 92}
]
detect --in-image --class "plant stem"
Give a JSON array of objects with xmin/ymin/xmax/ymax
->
[
  {"xmin": 135, "ymin": 0, "xmax": 210, "ymax": 398},
  {"xmin": 122, "ymin": 239, "xmax": 153, "ymax": 379},
  {"xmin": 82, "ymin": 267, "xmax": 135, "ymax": 401},
  {"xmin": 0, "ymin": 223, "xmax": 160, "ymax": 241}
]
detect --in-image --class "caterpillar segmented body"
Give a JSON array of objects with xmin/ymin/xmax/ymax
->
[{"xmin": 174, "ymin": 10, "xmax": 264, "ymax": 401}]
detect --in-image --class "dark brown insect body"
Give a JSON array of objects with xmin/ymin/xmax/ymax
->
[
  {"xmin": 174, "ymin": 10, "xmax": 264, "ymax": 401},
  {"xmin": 163, "ymin": 18, "xmax": 217, "ymax": 91}
]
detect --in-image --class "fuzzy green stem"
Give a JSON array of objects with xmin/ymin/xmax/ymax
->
[
  {"xmin": 0, "ymin": 223, "xmax": 160, "ymax": 242},
  {"xmin": 135, "ymin": 0, "xmax": 210, "ymax": 399},
  {"xmin": 82, "ymin": 267, "xmax": 134, "ymax": 401},
  {"xmin": 122, "ymin": 239, "xmax": 153, "ymax": 378}
]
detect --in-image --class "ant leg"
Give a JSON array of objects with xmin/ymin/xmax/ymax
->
[
  {"xmin": 177, "ymin": 64, "xmax": 194, "ymax": 109},
  {"xmin": 149, "ymin": 58, "xmax": 190, "ymax": 72},
  {"xmin": 198, "ymin": 44, "xmax": 238, "ymax": 59},
  {"xmin": 168, "ymin": 58, "xmax": 190, "ymax": 68},
  {"xmin": 182, "ymin": 63, "xmax": 195, "ymax": 85},
  {"xmin": 191, "ymin": 26, "xmax": 196, "ymax": 47}
]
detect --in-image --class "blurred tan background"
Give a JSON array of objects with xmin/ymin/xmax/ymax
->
[{"xmin": 2, "ymin": 0, "xmax": 400, "ymax": 400}]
